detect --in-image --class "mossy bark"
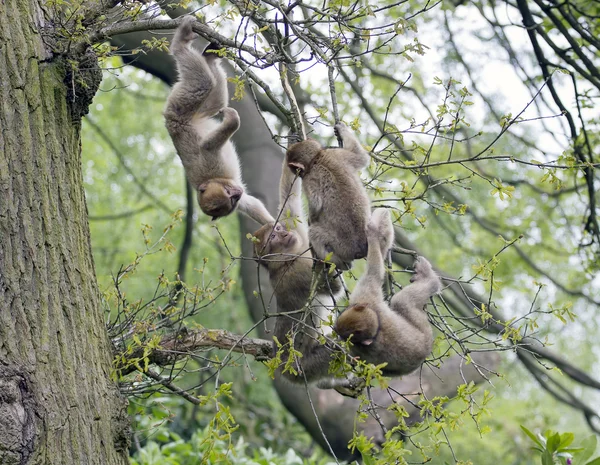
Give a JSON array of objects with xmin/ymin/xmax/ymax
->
[{"xmin": 0, "ymin": 2, "xmax": 129, "ymax": 464}]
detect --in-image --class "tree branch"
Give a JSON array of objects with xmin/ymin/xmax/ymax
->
[
  {"xmin": 83, "ymin": 16, "xmax": 276, "ymax": 61},
  {"xmin": 117, "ymin": 328, "xmax": 273, "ymax": 376}
]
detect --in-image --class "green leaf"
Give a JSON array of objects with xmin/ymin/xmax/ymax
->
[
  {"xmin": 362, "ymin": 454, "xmax": 376, "ymax": 465},
  {"xmin": 574, "ymin": 436, "xmax": 598, "ymax": 464},
  {"xmin": 547, "ymin": 432, "xmax": 561, "ymax": 453},
  {"xmin": 586, "ymin": 458, "xmax": 600, "ymax": 465},
  {"xmin": 542, "ymin": 449, "xmax": 554, "ymax": 465},
  {"xmin": 558, "ymin": 432, "xmax": 575, "ymax": 449},
  {"xmin": 521, "ymin": 425, "xmax": 543, "ymax": 448}
]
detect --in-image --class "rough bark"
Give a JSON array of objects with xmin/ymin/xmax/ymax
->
[{"xmin": 0, "ymin": 3, "xmax": 129, "ymax": 464}]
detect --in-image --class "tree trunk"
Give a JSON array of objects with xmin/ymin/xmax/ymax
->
[{"xmin": 0, "ymin": 3, "xmax": 129, "ymax": 464}]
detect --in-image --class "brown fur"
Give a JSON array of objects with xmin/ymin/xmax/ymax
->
[
  {"xmin": 164, "ymin": 17, "xmax": 273, "ymax": 225},
  {"xmin": 198, "ymin": 178, "xmax": 243, "ymax": 220},
  {"xmin": 334, "ymin": 209, "xmax": 441, "ymax": 376},
  {"xmin": 335, "ymin": 304, "xmax": 379, "ymax": 345},
  {"xmin": 286, "ymin": 124, "xmax": 371, "ymax": 270}
]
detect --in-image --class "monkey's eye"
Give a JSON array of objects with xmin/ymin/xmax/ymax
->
[{"xmin": 270, "ymin": 233, "xmax": 276, "ymax": 240}]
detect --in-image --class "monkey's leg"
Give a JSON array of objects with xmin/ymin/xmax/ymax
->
[
  {"xmin": 372, "ymin": 208, "xmax": 395, "ymax": 254},
  {"xmin": 198, "ymin": 44, "xmax": 230, "ymax": 117},
  {"xmin": 391, "ymin": 279, "xmax": 439, "ymax": 313},
  {"xmin": 308, "ymin": 225, "xmax": 349, "ymax": 270},
  {"xmin": 349, "ymin": 224, "xmax": 386, "ymax": 304},
  {"xmin": 334, "ymin": 123, "xmax": 370, "ymax": 169},
  {"xmin": 237, "ymin": 193, "xmax": 275, "ymax": 225},
  {"xmin": 390, "ymin": 259, "xmax": 440, "ymax": 328},
  {"xmin": 308, "ymin": 226, "xmax": 333, "ymax": 261},
  {"xmin": 165, "ymin": 19, "xmax": 218, "ymax": 124}
]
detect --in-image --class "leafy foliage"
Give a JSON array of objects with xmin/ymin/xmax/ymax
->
[
  {"xmin": 131, "ymin": 428, "xmax": 338, "ymax": 465},
  {"xmin": 521, "ymin": 426, "xmax": 600, "ymax": 465}
]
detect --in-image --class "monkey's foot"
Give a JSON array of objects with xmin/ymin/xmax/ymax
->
[
  {"xmin": 177, "ymin": 16, "xmax": 198, "ymax": 43},
  {"xmin": 367, "ymin": 209, "xmax": 393, "ymax": 252},
  {"xmin": 410, "ymin": 256, "xmax": 434, "ymax": 283}
]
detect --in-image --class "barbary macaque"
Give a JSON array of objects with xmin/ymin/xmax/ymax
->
[
  {"xmin": 286, "ymin": 124, "xmax": 371, "ymax": 269},
  {"xmin": 252, "ymin": 163, "xmax": 359, "ymax": 392},
  {"xmin": 164, "ymin": 16, "xmax": 274, "ymax": 224},
  {"xmin": 335, "ymin": 209, "xmax": 441, "ymax": 375}
]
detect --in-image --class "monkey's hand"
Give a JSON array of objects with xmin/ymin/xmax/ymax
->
[
  {"xmin": 333, "ymin": 376, "xmax": 366, "ymax": 398},
  {"xmin": 333, "ymin": 122, "xmax": 350, "ymax": 139},
  {"xmin": 333, "ymin": 122, "xmax": 349, "ymax": 147},
  {"xmin": 203, "ymin": 41, "xmax": 224, "ymax": 58}
]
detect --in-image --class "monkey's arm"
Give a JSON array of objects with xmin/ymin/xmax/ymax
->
[
  {"xmin": 335, "ymin": 123, "xmax": 370, "ymax": 170},
  {"xmin": 237, "ymin": 193, "xmax": 275, "ymax": 225},
  {"xmin": 279, "ymin": 162, "xmax": 308, "ymax": 241},
  {"xmin": 201, "ymin": 107, "xmax": 240, "ymax": 152}
]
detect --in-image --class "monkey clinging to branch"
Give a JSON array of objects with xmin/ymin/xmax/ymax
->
[
  {"xmin": 286, "ymin": 123, "xmax": 371, "ymax": 270},
  {"xmin": 164, "ymin": 16, "xmax": 274, "ymax": 224},
  {"xmin": 252, "ymin": 163, "xmax": 361, "ymax": 393},
  {"xmin": 335, "ymin": 209, "xmax": 441, "ymax": 376}
]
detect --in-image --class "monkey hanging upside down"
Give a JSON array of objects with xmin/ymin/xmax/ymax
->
[{"xmin": 164, "ymin": 16, "xmax": 274, "ymax": 224}]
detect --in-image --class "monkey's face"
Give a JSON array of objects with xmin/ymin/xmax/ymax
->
[
  {"xmin": 334, "ymin": 304, "xmax": 379, "ymax": 346},
  {"xmin": 253, "ymin": 222, "xmax": 299, "ymax": 261},
  {"xmin": 198, "ymin": 179, "xmax": 243, "ymax": 220},
  {"xmin": 286, "ymin": 139, "xmax": 322, "ymax": 177}
]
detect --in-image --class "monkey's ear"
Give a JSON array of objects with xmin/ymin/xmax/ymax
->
[
  {"xmin": 353, "ymin": 304, "xmax": 367, "ymax": 312},
  {"xmin": 198, "ymin": 183, "xmax": 208, "ymax": 194},
  {"xmin": 288, "ymin": 162, "xmax": 305, "ymax": 175}
]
